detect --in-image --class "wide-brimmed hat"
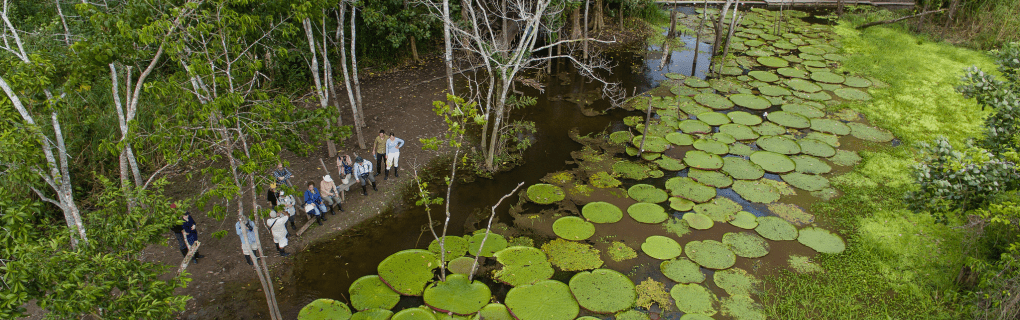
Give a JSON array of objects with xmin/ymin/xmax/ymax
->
[
  {"xmin": 269, "ymin": 210, "xmax": 278, "ymax": 218},
  {"xmin": 324, "ymin": 175, "xmax": 333, "ymax": 182}
]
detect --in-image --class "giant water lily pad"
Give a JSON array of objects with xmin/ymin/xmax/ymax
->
[
  {"xmin": 553, "ymin": 216, "xmax": 596, "ymax": 240},
  {"xmin": 670, "ymin": 284, "xmax": 718, "ymax": 316},
  {"xmin": 678, "ymin": 315, "xmax": 715, "ymax": 320},
  {"xmin": 722, "ymin": 157, "xmax": 765, "ymax": 180},
  {"xmin": 711, "ymin": 132, "xmax": 737, "ymax": 144},
  {"xmin": 729, "ymin": 211, "xmax": 759, "ymax": 229},
  {"xmin": 847, "ymin": 122, "xmax": 895, "ymax": 142},
  {"xmin": 728, "ymin": 111, "xmax": 762, "ymax": 126},
  {"xmin": 696, "ymin": 112, "xmax": 731, "ymax": 126},
  {"xmin": 785, "ymin": 78, "xmax": 822, "ymax": 93},
  {"xmin": 631, "ymin": 136, "xmax": 670, "ymax": 153},
  {"xmin": 806, "ymin": 131, "xmax": 842, "ymax": 146},
  {"xmin": 429, "ymin": 236, "xmax": 469, "ymax": 262},
  {"xmin": 829, "ymin": 150, "xmax": 862, "ymax": 166},
  {"xmin": 810, "ymin": 72, "xmax": 845, "ymax": 84},
  {"xmin": 474, "ymin": 304, "xmax": 512, "ymax": 320},
  {"xmin": 468, "ymin": 233, "xmax": 508, "ymax": 257},
  {"xmin": 615, "ymin": 310, "xmax": 651, "ymax": 320},
  {"xmin": 613, "ymin": 161, "xmax": 653, "ymax": 180},
  {"xmin": 809, "ymin": 118, "xmax": 851, "ymax": 135},
  {"xmin": 655, "ymin": 155, "xmax": 687, "ymax": 171},
  {"xmin": 781, "ymin": 104, "xmax": 825, "ymax": 118},
  {"xmin": 797, "ymin": 227, "xmax": 846, "ymax": 254},
  {"xmin": 660, "ymin": 258, "xmax": 706, "ymax": 284},
  {"xmin": 527, "ymin": 184, "xmax": 565, "ymax": 204},
  {"xmin": 350, "ymin": 275, "xmax": 401, "ymax": 311},
  {"xmin": 729, "ymin": 94, "xmax": 772, "ymax": 110},
  {"xmin": 791, "ymin": 155, "xmax": 832, "ymax": 174},
  {"xmin": 684, "ymin": 150, "xmax": 724, "ymax": 170},
  {"xmin": 669, "ymin": 197, "xmax": 695, "ymax": 211},
  {"xmin": 793, "ymin": 90, "xmax": 833, "ymax": 101},
  {"xmin": 582, "ymin": 202, "xmax": 623, "ymax": 224},
  {"xmin": 569, "ymin": 269, "xmax": 637, "ymax": 313},
  {"xmin": 693, "ymin": 197, "xmax": 742, "ymax": 222},
  {"xmin": 542, "ymin": 239, "xmax": 603, "ymax": 271},
  {"xmin": 766, "ymin": 111, "xmax": 810, "ymax": 129},
  {"xmin": 753, "ymin": 121, "xmax": 787, "ymax": 136},
  {"xmin": 392, "ymin": 307, "xmax": 437, "ymax": 320},
  {"xmin": 628, "ymin": 184, "xmax": 668, "ymax": 203},
  {"xmin": 505, "ymin": 280, "xmax": 579, "ymax": 320},
  {"xmin": 666, "ymin": 132, "xmax": 695, "ymax": 146},
  {"xmin": 732, "ymin": 179, "xmax": 781, "ymax": 203},
  {"xmin": 797, "ymin": 138, "xmax": 836, "ymax": 157},
  {"xmin": 448, "ymin": 257, "xmax": 475, "ymax": 275},
  {"xmin": 685, "ymin": 78, "xmax": 710, "ymax": 88},
  {"xmin": 642, "ymin": 235, "xmax": 683, "ymax": 260},
  {"xmin": 683, "ymin": 212, "xmax": 715, "ymax": 230},
  {"xmin": 719, "ymin": 124, "xmax": 760, "ymax": 141},
  {"xmin": 721, "ymin": 295, "xmax": 765, "ymax": 320},
  {"xmin": 767, "ymin": 203, "xmax": 814, "ymax": 226},
  {"xmin": 424, "ymin": 274, "xmax": 491, "ymax": 315},
  {"xmin": 757, "ymin": 56, "xmax": 789, "ymax": 68},
  {"xmin": 378, "ymin": 249, "xmax": 441, "ymax": 296},
  {"xmin": 843, "ymin": 76, "xmax": 872, "ymax": 88},
  {"xmin": 350, "ymin": 308, "xmax": 393, "ymax": 320},
  {"xmin": 781, "ymin": 172, "xmax": 830, "ymax": 192},
  {"xmin": 666, "ymin": 177, "xmax": 716, "ymax": 203},
  {"xmin": 748, "ymin": 71, "xmax": 779, "ymax": 82},
  {"xmin": 759, "ymin": 85, "xmax": 792, "ymax": 96},
  {"xmin": 694, "ymin": 93, "xmax": 734, "ymax": 110},
  {"xmin": 729, "ymin": 143, "xmax": 753, "ymax": 156},
  {"xmin": 299, "ymin": 299, "xmax": 353, "ymax": 320},
  {"xmin": 493, "ymin": 246, "xmax": 554, "ymax": 286},
  {"xmin": 689, "ymin": 169, "xmax": 733, "ymax": 188},
  {"xmin": 714, "ymin": 268, "xmax": 761, "ymax": 296},
  {"xmin": 722, "ymin": 232, "xmax": 770, "ymax": 258},
  {"xmin": 749, "ymin": 151, "xmax": 796, "ymax": 173},
  {"xmin": 609, "ymin": 131, "xmax": 633, "ymax": 144},
  {"xmin": 679, "ymin": 119, "xmax": 713, "ymax": 134},
  {"xmin": 685, "ymin": 240, "xmax": 736, "ymax": 270},
  {"xmin": 628, "ymin": 203, "xmax": 669, "ymax": 224},
  {"xmin": 693, "ymin": 139, "xmax": 730, "ymax": 155},
  {"xmin": 777, "ymin": 67, "xmax": 808, "ymax": 79},
  {"xmin": 756, "ymin": 135, "xmax": 801, "ymax": 155},
  {"xmin": 833, "ymin": 88, "xmax": 871, "ymax": 101},
  {"xmin": 754, "ymin": 216, "xmax": 798, "ymax": 241}
]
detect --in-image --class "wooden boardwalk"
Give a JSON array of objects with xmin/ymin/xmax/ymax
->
[{"xmin": 656, "ymin": 0, "xmax": 914, "ymax": 6}]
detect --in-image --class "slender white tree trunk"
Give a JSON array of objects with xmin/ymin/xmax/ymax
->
[
  {"xmin": 442, "ymin": 0, "xmax": 455, "ymax": 96},
  {"xmin": 350, "ymin": 5, "xmax": 366, "ymax": 127},
  {"xmin": 337, "ymin": 3, "xmax": 367, "ymax": 149}
]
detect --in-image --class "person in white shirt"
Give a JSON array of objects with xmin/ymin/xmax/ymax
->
[
  {"xmin": 278, "ymin": 191, "xmax": 298, "ymax": 233},
  {"xmin": 384, "ymin": 133, "xmax": 405, "ymax": 180},
  {"xmin": 353, "ymin": 156, "xmax": 378, "ymax": 196},
  {"xmin": 266, "ymin": 210, "xmax": 290, "ymax": 257}
]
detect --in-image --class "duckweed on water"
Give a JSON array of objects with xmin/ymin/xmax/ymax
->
[
  {"xmin": 635, "ymin": 278, "xmax": 673, "ymax": 310},
  {"xmin": 541, "ymin": 238, "xmax": 603, "ymax": 271}
]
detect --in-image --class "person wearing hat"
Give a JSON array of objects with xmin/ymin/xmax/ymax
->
[
  {"xmin": 372, "ymin": 130, "xmax": 387, "ymax": 176},
  {"xmin": 235, "ymin": 216, "xmax": 260, "ymax": 265},
  {"xmin": 384, "ymin": 132, "xmax": 404, "ymax": 180},
  {"xmin": 303, "ymin": 182, "xmax": 328, "ymax": 225},
  {"xmin": 353, "ymin": 156, "xmax": 378, "ymax": 196},
  {"xmin": 278, "ymin": 190, "xmax": 298, "ymax": 232},
  {"xmin": 266, "ymin": 209, "xmax": 291, "ymax": 256},
  {"xmin": 169, "ymin": 204, "xmax": 204, "ymax": 263},
  {"xmin": 320, "ymin": 175, "xmax": 344, "ymax": 215}
]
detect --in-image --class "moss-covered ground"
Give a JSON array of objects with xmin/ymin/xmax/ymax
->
[{"xmin": 761, "ymin": 23, "xmax": 997, "ymax": 319}]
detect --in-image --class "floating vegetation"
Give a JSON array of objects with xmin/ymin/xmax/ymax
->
[
  {"xmin": 552, "ymin": 216, "xmax": 596, "ymax": 241},
  {"xmin": 754, "ymin": 216, "xmax": 799, "ymax": 241},
  {"xmin": 665, "ymin": 132, "xmax": 696, "ymax": 146},
  {"xmin": 299, "ymin": 299, "xmax": 353, "ymax": 320},
  {"xmin": 377, "ymin": 249, "xmax": 441, "ymax": 296},
  {"xmin": 448, "ymin": 257, "xmax": 474, "ymax": 275},
  {"xmin": 722, "ymin": 157, "xmax": 766, "ymax": 180},
  {"xmin": 697, "ymin": 112, "xmax": 731, "ymax": 126},
  {"xmin": 423, "ymin": 274, "xmax": 491, "ymax": 315},
  {"xmin": 797, "ymin": 227, "xmax": 846, "ymax": 254},
  {"xmin": 542, "ymin": 239, "xmax": 603, "ymax": 271},
  {"xmin": 748, "ymin": 71, "xmax": 779, "ymax": 82},
  {"xmin": 777, "ymin": 67, "xmax": 808, "ymax": 79},
  {"xmin": 663, "ymin": 217, "xmax": 693, "ymax": 238},
  {"xmin": 730, "ymin": 94, "xmax": 772, "ymax": 110},
  {"xmin": 720, "ymin": 295, "xmax": 766, "ymax": 320},
  {"xmin": 787, "ymin": 255, "xmax": 824, "ymax": 273},
  {"xmin": 714, "ymin": 268, "xmax": 761, "ymax": 296},
  {"xmin": 666, "ymin": 177, "xmax": 717, "ymax": 203},
  {"xmin": 670, "ymin": 284, "xmax": 718, "ymax": 316},
  {"xmin": 809, "ymin": 118, "xmax": 851, "ymax": 135},
  {"xmin": 796, "ymin": 139, "xmax": 836, "ymax": 158},
  {"xmin": 493, "ymin": 246, "xmax": 554, "ymax": 286},
  {"xmin": 654, "ymin": 156, "xmax": 687, "ymax": 171},
  {"xmin": 829, "ymin": 150, "xmax": 862, "ymax": 166},
  {"xmin": 720, "ymin": 123, "xmax": 760, "ymax": 141},
  {"xmin": 631, "ymin": 135, "xmax": 670, "ymax": 153},
  {"xmin": 732, "ymin": 179, "xmax": 781, "ymax": 204},
  {"xmin": 669, "ymin": 197, "xmax": 695, "ymax": 211},
  {"xmin": 569, "ymin": 269, "xmax": 637, "ymax": 314},
  {"xmin": 641, "ymin": 235, "xmax": 683, "ymax": 260},
  {"xmin": 749, "ymin": 151, "xmax": 796, "ymax": 174},
  {"xmin": 757, "ymin": 56, "xmax": 789, "ymax": 68},
  {"xmin": 589, "ymin": 171, "xmax": 622, "ymax": 189},
  {"xmin": 694, "ymin": 93, "xmax": 734, "ymax": 110},
  {"xmin": 767, "ymin": 203, "xmax": 814, "ymax": 226},
  {"xmin": 722, "ymin": 232, "xmax": 771, "ymax": 258},
  {"xmin": 782, "ymin": 104, "xmax": 825, "ymax": 118},
  {"xmin": 785, "ymin": 78, "xmax": 822, "ymax": 93},
  {"xmin": 694, "ymin": 197, "xmax": 742, "ymax": 222},
  {"xmin": 693, "ymin": 138, "xmax": 730, "ymax": 155},
  {"xmin": 689, "ymin": 168, "xmax": 734, "ymax": 188},
  {"xmin": 608, "ymin": 241, "xmax": 638, "ymax": 262},
  {"xmin": 613, "ymin": 161, "xmax": 654, "ymax": 180},
  {"xmin": 505, "ymin": 280, "xmax": 579, "ymax": 320},
  {"xmin": 526, "ymin": 183, "xmax": 565, "ymax": 204},
  {"xmin": 833, "ymin": 88, "xmax": 872, "ymax": 101},
  {"xmin": 685, "ymin": 240, "xmax": 737, "ymax": 270},
  {"xmin": 615, "ymin": 310, "xmax": 651, "ymax": 320},
  {"xmin": 730, "ymin": 211, "xmax": 759, "ymax": 229},
  {"xmin": 766, "ymin": 111, "xmax": 810, "ymax": 129},
  {"xmin": 728, "ymin": 111, "xmax": 763, "ymax": 126},
  {"xmin": 661, "ymin": 258, "xmax": 706, "ymax": 284},
  {"xmin": 467, "ymin": 233, "xmax": 508, "ymax": 257},
  {"xmin": 391, "ymin": 307, "xmax": 435, "ymax": 320},
  {"xmin": 683, "ymin": 150, "xmax": 724, "ymax": 170},
  {"xmin": 753, "ymin": 121, "xmax": 786, "ymax": 136},
  {"xmin": 350, "ymin": 308, "xmax": 393, "ymax": 320},
  {"xmin": 757, "ymin": 135, "xmax": 801, "ymax": 155},
  {"xmin": 349, "ymin": 275, "xmax": 401, "ymax": 311},
  {"xmin": 628, "ymin": 203, "xmax": 669, "ymax": 224},
  {"xmin": 581, "ymin": 202, "xmax": 623, "ymax": 223},
  {"xmin": 474, "ymin": 304, "xmax": 512, "ymax": 320},
  {"xmin": 810, "ymin": 72, "xmax": 845, "ymax": 84},
  {"xmin": 683, "ymin": 212, "xmax": 715, "ymax": 230},
  {"xmin": 635, "ymin": 278, "xmax": 673, "ymax": 310},
  {"xmin": 428, "ymin": 236, "xmax": 468, "ymax": 262},
  {"xmin": 781, "ymin": 172, "xmax": 830, "ymax": 192},
  {"xmin": 847, "ymin": 122, "xmax": 895, "ymax": 142},
  {"xmin": 628, "ymin": 184, "xmax": 668, "ymax": 203}
]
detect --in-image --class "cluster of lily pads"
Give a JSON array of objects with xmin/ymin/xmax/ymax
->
[{"xmin": 296, "ymin": 8, "xmax": 899, "ymax": 320}]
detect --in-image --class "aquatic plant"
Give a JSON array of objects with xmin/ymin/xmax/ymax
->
[
  {"xmin": 722, "ymin": 157, "xmax": 766, "ymax": 180},
  {"xmin": 828, "ymin": 150, "xmax": 862, "ymax": 167},
  {"xmin": 666, "ymin": 177, "xmax": 717, "ymax": 203},
  {"xmin": 766, "ymin": 111, "xmax": 810, "ymax": 129},
  {"xmin": 714, "ymin": 268, "xmax": 762, "ymax": 297},
  {"xmin": 627, "ymin": 184, "xmax": 669, "ymax": 203},
  {"xmin": 683, "ymin": 212, "xmax": 715, "ymax": 230},
  {"xmin": 720, "ymin": 295, "xmax": 765, "ymax": 320},
  {"xmin": 689, "ymin": 168, "xmax": 734, "ymax": 188},
  {"xmin": 467, "ymin": 233, "xmax": 508, "ymax": 257},
  {"xmin": 693, "ymin": 197, "xmax": 742, "ymax": 222},
  {"xmin": 377, "ymin": 249, "xmax": 441, "ymax": 296},
  {"xmin": 766, "ymin": 203, "xmax": 814, "ymax": 226},
  {"xmin": 298, "ymin": 299, "xmax": 353, "ymax": 320},
  {"xmin": 552, "ymin": 216, "xmax": 596, "ymax": 240},
  {"xmin": 693, "ymin": 138, "xmax": 730, "ymax": 155},
  {"xmin": 474, "ymin": 304, "xmax": 512, "ymax": 320},
  {"xmin": 641, "ymin": 235, "xmax": 683, "ymax": 260},
  {"xmin": 749, "ymin": 151, "xmax": 796, "ymax": 174},
  {"xmin": 782, "ymin": 104, "xmax": 825, "ymax": 118},
  {"xmin": 670, "ymin": 284, "xmax": 718, "ymax": 316},
  {"xmin": 608, "ymin": 241, "xmax": 638, "ymax": 262},
  {"xmin": 796, "ymin": 227, "xmax": 846, "ymax": 254},
  {"xmin": 613, "ymin": 160, "xmax": 655, "ymax": 180},
  {"xmin": 732, "ymin": 179, "xmax": 781, "ymax": 203},
  {"xmin": 581, "ymin": 201, "xmax": 623, "ymax": 223},
  {"xmin": 569, "ymin": 269, "xmax": 637, "ymax": 313},
  {"xmin": 722, "ymin": 232, "xmax": 771, "ymax": 259},
  {"xmin": 391, "ymin": 307, "xmax": 435, "ymax": 320},
  {"xmin": 526, "ymin": 183, "xmax": 565, "ymax": 204},
  {"xmin": 781, "ymin": 172, "xmax": 830, "ymax": 192},
  {"xmin": 428, "ymin": 236, "xmax": 469, "ymax": 262},
  {"xmin": 754, "ymin": 216, "xmax": 798, "ymax": 241},
  {"xmin": 729, "ymin": 211, "xmax": 759, "ymax": 229},
  {"xmin": 685, "ymin": 240, "xmax": 737, "ymax": 270},
  {"xmin": 448, "ymin": 257, "xmax": 474, "ymax": 275},
  {"xmin": 505, "ymin": 280, "xmax": 579, "ymax": 320},
  {"xmin": 786, "ymin": 255, "xmax": 823, "ymax": 274},
  {"xmin": 423, "ymin": 274, "xmax": 491, "ymax": 315},
  {"xmin": 847, "ymin": 122, "xmax": 895, "ymax": 142},
  {"xmin": 627, "ymin": 203, "xmax": 669, "ymax": 224},
  {"xmin": 588, "ymin": 171, "xmax": 622, "ymax": 189},
  {"xmin": 730, "ymin": 94, "xmax": 772, "ymax": 110},
  {"xmin": 791, "ymin": 155, "xmax": 832, "ymax": 174},
  {"xmin": 654, "ymin": 156, "xmax": 687, "ymax": 171},
  {"xmin": 757, "ymin": 135, "xmax": 802, "ymax": 155},
  {"xmin": 349, "ymin": 275, "xmax": 401, "ymax": 311},
  {"xmin": 541, "ymin": 239, "xmax": 603, "ymax": 271},
  {"xmin": 492, "ymin": 246, "xmax": 554, "ymax": 286},
  {"xmin": 662, "ymin": 217, "xmax": 693, "ymax": 238},
  {"xmin": 350, "ymin": 308, "xmax": 393, "ymax": 320},
  {"xmin": 635, "ymin": 278, "xmax": 673, "ymax": 310},
  {"xmin": 661, "ymin": 257, "xmax": 706, "ymax": 284}
]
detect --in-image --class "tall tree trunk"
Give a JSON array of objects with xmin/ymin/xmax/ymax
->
[
  {"xmin": 583, "ymin": 0, "xmax": 590, "ymax": 60},
  {"xmin": 714, "ymin": 0, "xmax": 733, "ymax": 55},
  {"xmin": 443, "ymin": 0, "xmax": 456, "ymax": 96},
  {"xmin": 594, "ymin": 0, "xmax": 604, "ymax": 33},
  {"xmin": 572, "ymin": 7, "xmax": 581, "ymax": 40},
  {"xmin": 667, "ymin": 10, "xmax": 677, "ymax": 38},
  {"xmin": 916, "ymin": 0, "xmax": 930, "ymax": 32},
  {"xmin": 619, "ymin": 2, "xmax": 624, "ymax": 26},
  {"xmin": 717, "ymin": 5, "xmax": 741, "ymax": 76},
  {"xmin": 337, "ymin": 3, "xmax": 366, "ymax": 149},
  {"xmin": 941, "ymin": 0, "xmax": 960, "ymax": 38},
  {"xmin": 692, "ymin": 0, "xmax": 708, "ymax": 76},
  {"xmin": 501, "ymin": 0, "xmax": 508, "ymax": 48},
  {"xmin": 325, "ymin": 12, "xmax": 364, "ymax": 149},
  {"xmin": 350, "ymin": 5, "xmax": 366, "ymax": 127},
  {"xmin": 837, "ymin": 0, "xmax": 845, "ymax": 17}
]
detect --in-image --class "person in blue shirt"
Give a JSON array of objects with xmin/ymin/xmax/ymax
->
[
  {"xmin": 303, "ymin": 182, "xmax": 327, "ymax": 226},
  {"xmin": 384, "ymin": 133, "xmax": 404, "ymax": 180},
  {"xmin": 235, "ymin": 217, "xmax": 260, "ymax": 265},
  {"xmin": 353, "ymin": 156, "xmax": 378, "ymax": 196}
]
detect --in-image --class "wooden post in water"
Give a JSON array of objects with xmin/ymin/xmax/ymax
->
[
  {"xmin": 638, "ymin": 99, "xmax": 653, "ymax": 157},
  {"xmin": 717, "ymin": 4, "xmax": 742, "ymax": 77},
  {"xmin": 691, "ymin": 0, "xmax": 709, "ymax": 76},
  {"xmin": 667, "ymin": 10, "xmax": 678, "ymax": 38}
]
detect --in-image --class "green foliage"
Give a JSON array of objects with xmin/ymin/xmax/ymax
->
[{"xmin": 905, "ymin": 137, "xmax": 1018, "ymax": 217}]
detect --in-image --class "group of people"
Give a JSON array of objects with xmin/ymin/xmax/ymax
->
[{"xmin": 168, "ymin": 130, "xmax": 407, "ymax": 266}]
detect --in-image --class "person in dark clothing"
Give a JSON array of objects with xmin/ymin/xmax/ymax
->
[
  {"xmin": 267, "ymin": 183, "xmax": 279, "ymax": 207},
  {"xmin": 303, "ymin": 182, "xmax": 328, "ymax": 225},
  {"xmin": 173, "ymin": 206, "xmax": 204, "ymax": 263},
  {"xmin": 372, "ymin": 130, "xmax": 386, "ymax": 176}
]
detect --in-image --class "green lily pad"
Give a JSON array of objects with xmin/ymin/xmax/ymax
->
[
  {"xmin": 754, "ymin": 216, "xmax": 798, "ymax": 241},
  {"xmin": 448, "ymin": 256, "xmax": 475, "ymax": 275},
  {"xmin": 693, "ymin": 197, "xmax": 741, "ymax": 222},
  {"xmin": 797, "ymin": 227, "xmax": 846, "ymax": 254},
  {"xmin": 350, "ymin": 308, "xmax": 393, "ymax": 320},
  {"xmin": 392, "ymin": 307, "xmax": 437, "ymax": 320},
  {"xmin": 608, "ymin": 241, "xmax": 638, "ymax": 262},
  {"xmin": 847, "ymin": 122, "xmax": 894, "ymax": 142},
  {"xmin": 424, "ymin": 274, "xmax": 491, "ymax": 315},
  {"xmin": 781, "ymin": 104, "xmax": 825, "ymax": 118},
  {"xmin": 714, "ymin": 268, "xmax": 761, "ymax": 296},
  {"xmin": 689, "ymin": 168, "xmax": 734, "ymax": 188},
  {"xmin": 631, "ymin": 135, "xmax": 670, "ymax": 153},
  {"xmin": 527, "ymin": 184, "xmax": 565, "ymax": 204},
  {"xmin": 777, "ymin": 67, "xmax": 808, "ymax": 79},
  {"xmin": 799, "ymin": 53, "xmax": 824, "ymax": 61},
  {"xmin": 429, "ymin": 236, "xmax": 469, "ymax": 262},
  {"xmin": 810, "ymin": 72, "xmax": 845, "ymax": 84},
  {"xmin": 766, "ymin": 111, "xmax": 810, "ymax": 129},
  {"xmin": 683, "ymin": 212, "xmax": 715, "ymax": 230},
  {"xmin": 468, "ymin": 233, "xmax": 508, "ymax": 257},
  {"xmin": 711, "ymin": 132, "xmax": 737, "ymax": 144},
  {"xmin": 505, "ymin": 280, "xmax": 579, "ymax": 320},
  {"xmin": 666, "ymin": 177, "xmax": 716, "ymax": 203},
  {"xmin": 299, "ymin": 299, "xmax": 353, "ymax": 320},
  {"xmin": 791, "ymin": 155, "xmax": 832, "ymax": 174},
  {"xmin": 628, "ymin": 184, "xmax": 668, "ymax": 203},
  {"xmin": 793, "ymin": 90, "xmax": 833, "ymax": 101},
  {"xmin": 685, "ymin": 77, "xmax": 710, "ymax": 88},
  {"xmin": 678, "ymin": 314, "xmax": 715, "ymax": 320},
  {"xmin": 722, "ymin": 157, "xmax": 765, "ymax": 180},
  {"xmin": 553, "ymin": 216, "xmax": 596, "ymax": 240},
  {"xmin": 729, "ymin": 143, "xmax": 753, "ymax": 156},
  {"xmin": 670, "ymin": 284, "xmax": 718, "ymax": 316},
  {"xmin": 748, "ymin": 71, "xmax": 779, "ymax": 82},
  {"xmin": 756, "ymin": 135, "xmax": 801, "ymax": 155},
  {"xmin": 757, "ymin": 56, "xmax": 789, "ymax": 68},
  {"xmin": 798, "ymin": 46, "xmax": 826, "ymax": 55},
  {"xmin": 665, "ymin": 73, "xmax": 685, "ymax": 80},
  {"xmin": 809, "ymin": 118, "xmax": 851, "ymax": 135},
  {"xmin": 655, "ymin": 155, "xmax": 687, "ymax": 171},
  {"xmin": 685, "ymin": 240, "xmax": 736, "ymax": 270},
  {"xmin": 669, "ymin": 197, "xmax": 695, "ymax": 211},
  {"xmin": 350, "ymin": 275, "xmax": 401, "ymax": 311},
  {"xmin": 660, "ymin": 258, "xmax": 706, "ymax": 284},
  {"xmin": 721, "ymin": 295, "xmax": 765, "ymax": 320},
  {"xmin": 569, "ymin": 269, "xmax": 637, "ymax": 313},
  {"xmin": 719, "ymin": 124, "xmax": 759, "ymax": 141},
  {"xmin": 732, "ymin": 179, "xmax": 781, "ymax": 204},
  {"xmin": 842, "ymin": 76, "xmax": 872, "ymax": 88},
  {"xmin": 781, "ymin": 172, "xmax": 830, "ymax": 192},
  {"xmin": 758, "ymin": 85, "xmax": 792, "ymax": 96},
  {"xmin": 829, "ymin": 150, "xmax": 862, "ymax": 166},
  {"xmin": 610, "ymin": 131, "xmax": 633, "ymax": 144},
  {"xmin": 727, "ymin": 111, "xmax": 763, "ymax": 126},
  {"xmin": 679, "ymin": 119, "xmax": 713, "ymax": 134},
  {"xmin": 785, "ymin": 78, "xmax": 822, "ymax": 93},
  {"xmin": 767, "ymin": 203, "xmax": 814, "ymax": 226},
  {"xmin": 722, "ymin": 232, "xmax": 770, "ymax": 259},
  {"xmin": 693, "ymin": 139, "xmax": 730, "ymax": 155},
  {"xmin": 615, "ymin": 310, "xmax": 651, "ymax": 320},
  {"xmin": 473, "ymin": 304, "xmax": 512, "ymax": 320},
  {"xmin": 641, "ymin": 235, "xmax": 684, "ymax": 260},
  {"xmin": 729, "ymin": 211, "xmax": 759, "ymax": 229},
  {"xmin": 749, "ymin": 151, "xmax": 796, "ymax": 173},
  {"xmin": 806, "ymin": 132, "xmax": 840, "ymax": 147},
  {"xmin": 666, "ymin": 132, "xmax": 696, "ymax": 146},
  {"xmin": 684, "ymin": 150, "xmax": 724, "ymax": 170},
  {"xmin": 694, "ymin": 93, "xmax": 734, "ymax": 110},
  {"xmin": 823, "ymin": 53, "xmax": 845, "ymax": 61},
  {"xmin": 628, "ymin": 203, "xmax": 669, "ymax": 224},
  {"xmin": 729, "ymin": 94, "xmax": 772, "ymax": 110},
  {"xmin": 833, "ymin": 88, "xmax": 871, "ymax": 101},
  {"xmin": 679, "ymin": 100, "xmax": 715, "ymax": 115},
  {"xmin": 797, "ymin": 139, "xmax": 836, "ymax": 157},
  {"xmin": 542, "ymin": 239, "xmax": 603, "ymax": 271},
  {"xmin": 378, "ymin": 249, "xmax": 441, "ymax": 296},
  {"xmin": 720, "ymin": 66, "xmax": 744, "ymax": 76},
  {"xmin": 696, "ymin": 112, "xmax": 731, "ymax": 126},
  {"xmin": 493, "ymin": 246, "xmax": 554, "ymax": 286},
  {"xmin": 582, "ymin": 202, "xmax": 623, "ymax": 224},
  {"xmin": 613, "ymin": 161, "xmax": 653, "ymax": 180}
]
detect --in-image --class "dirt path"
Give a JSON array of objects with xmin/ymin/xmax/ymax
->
[{"xmin": 140, "ymin": 56, "xmax": 451, "ymax": 319}]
